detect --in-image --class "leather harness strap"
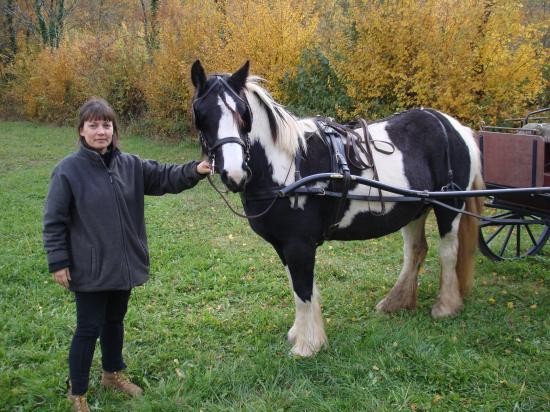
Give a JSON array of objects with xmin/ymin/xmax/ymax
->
[{"xmin": 312, "ymin": 117, "xmax": 395, "ymax": 238}]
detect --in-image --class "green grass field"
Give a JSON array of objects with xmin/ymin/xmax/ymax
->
[{"xmin": 0, "ymin": 121, "xmax": 548, "ymax": 411}]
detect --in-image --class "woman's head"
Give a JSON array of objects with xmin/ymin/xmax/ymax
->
[{"xmin": 78, "ymin": 97, "xmax": 120, "ymax": 152}]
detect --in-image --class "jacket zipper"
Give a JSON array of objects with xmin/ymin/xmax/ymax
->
[{"xmin": 105, "ymin": 163, "xmax": 133, "ymax": 288}]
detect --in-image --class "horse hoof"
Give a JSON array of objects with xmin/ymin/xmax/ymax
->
[
  {"xmin": 376, "ymin": 297, "xmax": 415, "ymax": 313},
  {"xmin": 289, "ymin": 334, "xmax": 328, "ymax": 357},
  {"xmin": 431, "ymin": 301, "xmax": 463, "ymax": 318},
  {"xmin": 290, "ymin": 340, "xmax": 323, "ymax": 358},
  {"xmin": 375, "ymin": 298, "xmax": 391, "ymax": 313}
]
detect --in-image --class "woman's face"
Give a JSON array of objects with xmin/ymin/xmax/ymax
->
[{"xmin": 80, "ymin": 119, "xmax": 113, "ymax": 153}]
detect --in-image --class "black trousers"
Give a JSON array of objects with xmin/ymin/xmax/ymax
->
[{"xmin": 69, "ymin": 290, "xmax": 131, "ymax": 395}]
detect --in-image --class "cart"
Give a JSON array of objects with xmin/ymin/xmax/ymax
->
[{"xmin": 477, "ymin": 108, "xmax": 550, "ymax": 260}]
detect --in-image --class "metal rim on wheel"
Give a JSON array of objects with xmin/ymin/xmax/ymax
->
[{"xmin": 479, "ymin": 204, "xmax": 550, "ymax": 260}]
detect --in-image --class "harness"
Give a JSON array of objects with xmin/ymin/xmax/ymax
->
[{"xmin": 241, "ymin": 116, "xmax": 398, "ymax": 238}]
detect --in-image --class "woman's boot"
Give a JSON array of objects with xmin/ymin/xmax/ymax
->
[
  {"xmin": 67, "ymin": 393, "xmax": 90, "ymax": 412},
  {"xmin": 101, "ymin": 370, "xmax": 143, "ymax": 397}
]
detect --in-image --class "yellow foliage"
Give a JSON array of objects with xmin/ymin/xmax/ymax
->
[
  {"xmin": 328, "ymin": 0, "xmax": 546, "ymax": 124},
  {"xmin": 143, "ymin": 0, "xmax": 319, "ymax": 136},
  {"xmin": 143, "ymin": 0, "xmax": 226, "ymax": 136},
  {"xmin": 7, "ymin": 44, "xmax": 88, "ymax": 123},
  {"xmin": 1, "ymin": 0, "xmax": 547, "ymax": 130},
  {"xmin": 5, "ymin": 27, "xmax": 148, "ymax": 124},
  {"xmin": 222, "ymin": 0, "xmax": 319, "ymax": 99}
]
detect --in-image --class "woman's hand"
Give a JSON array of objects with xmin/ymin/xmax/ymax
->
[
  {"xmin": 53, "ymin": 268, "xmax": 71, "ymax": 289},
  {"xmin": 196, "ymin": 160, "xmax": 212, "ymax": 175}
]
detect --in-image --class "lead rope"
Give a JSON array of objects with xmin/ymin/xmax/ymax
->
[
  {"xmin": 206, "ymin": 174, "xmax": 278, "ymax": 219},
  {"xmin": 206, "ymin": 157, "xmax": 294, "ymax": 220}
]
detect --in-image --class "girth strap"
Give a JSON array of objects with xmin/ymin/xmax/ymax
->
[{"xmin": 328, "ymin": 134, "xmax": 351, "ymax": 234}]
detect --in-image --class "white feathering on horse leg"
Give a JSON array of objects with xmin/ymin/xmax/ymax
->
[
  {"xmin": 286, "ymin": 267, "xmax": 327, "ymax": 357},
  {"xmin": 432, "ymin": 217, "xmax": 464, "ymax": 318}
]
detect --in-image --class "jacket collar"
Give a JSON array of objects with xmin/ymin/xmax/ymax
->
[{"xmin": 78, "ymin": 143, "xmax": 120, "ymax": 164}]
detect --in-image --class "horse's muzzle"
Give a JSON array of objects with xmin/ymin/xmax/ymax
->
[{"xmin": 221, "ymin": 169, "xmax": 248, "ymax": 192}]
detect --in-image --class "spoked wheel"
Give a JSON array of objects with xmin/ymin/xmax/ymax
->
[{"xmin": 479, "ymin": 199, "xmax": 550, "ymax": 261}]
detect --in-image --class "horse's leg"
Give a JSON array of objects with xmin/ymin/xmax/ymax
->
[
  {"xmin": 432, "ymin": 209, "xmax": 463, "ymax": 318},
  {"xmin": 282, "ymin": 241, "xmax": 327, "ymax": 357},
  {"xmin": 376, "ymin": 212, "xmax": 429, "ymax": 313}
]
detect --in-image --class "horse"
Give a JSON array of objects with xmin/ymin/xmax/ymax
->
[{"xmin": 190, "ymin": 60, "xmax": 484, "ymax": 357}]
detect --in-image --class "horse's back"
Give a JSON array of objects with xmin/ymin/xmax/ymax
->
[{"xmin": 332, "ymin": 109, "xmax": 477, "ymax": 240}]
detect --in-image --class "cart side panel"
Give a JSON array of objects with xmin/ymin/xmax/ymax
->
[{"xmin": 478, "ymin": 132, "xmax": 545, "ymax": 187}]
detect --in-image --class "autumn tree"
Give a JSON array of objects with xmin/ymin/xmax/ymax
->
[
  {"xmin": 327, "ymin": 0, "xmax": 546, "ymax": 124},
  {"xmin": 222, "ymin": 0, "xmax": 319, "ymax": 99}
]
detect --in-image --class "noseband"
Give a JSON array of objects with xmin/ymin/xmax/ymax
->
[{"xmin": 192, "ymin": 76, "xmax": 252, "ymax": 173}]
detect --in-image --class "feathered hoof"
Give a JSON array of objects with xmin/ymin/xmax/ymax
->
[
  {"xmin": 375, "ymin": 296, "xmax": 415, "ymax": 314},
  {"xmin": 431, "ymin": 299, "xmax": 463, "ymax": 318},
  {"xmin": 290, "ymin": 337, "xmax": 327, "ymax": 358},
  {"xmin": 287, "ymin": 324, "xmax": 328, "ymax": 357}
]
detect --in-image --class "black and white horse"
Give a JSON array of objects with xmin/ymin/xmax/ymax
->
[{"xmin": 191, "ymin": 61, "xmax": 484, "ymax": 357}]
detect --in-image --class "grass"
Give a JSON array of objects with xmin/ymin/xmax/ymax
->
[{"xmin": 0, "ymin": 121, "xmax": 548, "ymax": 411}]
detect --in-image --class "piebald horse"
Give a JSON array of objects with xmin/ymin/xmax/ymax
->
[{"xmin": 191, "ymin": 60, "xmax": 484, "ymax": 357}]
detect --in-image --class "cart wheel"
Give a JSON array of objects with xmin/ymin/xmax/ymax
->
[{"xmin": 479, "ymin": 201, "xmax": 550, "ymax": 261}]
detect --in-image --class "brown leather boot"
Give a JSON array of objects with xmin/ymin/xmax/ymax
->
[
  {"xmin": 101, "ymin": 370, "xmax": 143, "ymax": 397},
  {"xmin": 67, "ymin": 394, "xmax": 90, "ymax": 412},
  {"xmin": 66, "ymin": 380, "xmax": 90, "ymax": 412}
]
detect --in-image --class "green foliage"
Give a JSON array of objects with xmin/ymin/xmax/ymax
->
[
  {"xmin": 281, "ymin": 48, "xmax": 354, "ymax": 120},
  {"xmin": 1, "ymin": 121, "xmax": 549, "ymax": 411}
]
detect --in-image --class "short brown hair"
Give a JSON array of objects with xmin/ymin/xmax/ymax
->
[{"xmin": 77, "ymin": 97, "xmax": 120, "ymax": 150}]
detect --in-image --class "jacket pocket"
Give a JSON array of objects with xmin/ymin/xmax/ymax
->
[{"xmin": 70, "ymin": 244, "xmax": 97, "ymax": 285}]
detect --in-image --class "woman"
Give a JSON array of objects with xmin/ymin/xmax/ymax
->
[{"xmin": 43, "ymin": 97, "xmax": 211, "ymax": 411}]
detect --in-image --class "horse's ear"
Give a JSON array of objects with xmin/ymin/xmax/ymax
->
[
  {"xmin": 191, "ymin": 59, "xmax": 207, "ymax": 91},
  {"xmin": 228, "ymin": 61, "xmax": 249, "ymax": 91}
]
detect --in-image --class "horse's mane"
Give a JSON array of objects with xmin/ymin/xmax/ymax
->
[{"xmin": 244, "ymin": 77, "xmax": 309, "ymax": 155}]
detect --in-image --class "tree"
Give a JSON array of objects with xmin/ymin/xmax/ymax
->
[
  {"xmin": 139, "ymin": 0, "xmax": 159, "ymax": 57},
  {"xmin": 326, "ymin": 0, "xmax": 546, "ymax": 123}
]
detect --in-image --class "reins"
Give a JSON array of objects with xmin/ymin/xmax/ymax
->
[
  {"xmin": 206, "ymin": 155, "xmax": 295, "ymax": 220},
  {"xmin": 206, "ymin": 175, "xmax": 278, "ymax": 219}
]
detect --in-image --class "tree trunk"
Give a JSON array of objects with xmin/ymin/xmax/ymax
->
[{"xmin": 7, "ymin": 0, "xmax": 17, "ymax": 57}]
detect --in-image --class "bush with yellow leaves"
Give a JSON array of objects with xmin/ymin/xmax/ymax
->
[
  {"xmin": 142, "ymin": 0, "xmax": 319, "ymax": 137},
  {"xmin": 6, "ymin": 44, "xmax": 88, "ymax": 124},
  {"xmin": 142, "ymin": 0, "xmax": 225, "ymax": 137},
  {"xmin": 327, "ymin": 0, "xmax": 547, "ymax": 124},
  {"xmin": 4, "ymin": 27, "xmax": 148, "ymax": 126}
]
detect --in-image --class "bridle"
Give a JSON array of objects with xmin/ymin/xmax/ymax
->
[{"xmin": 192, "ymin": 76, "xmax": 253, "ymax": 174}]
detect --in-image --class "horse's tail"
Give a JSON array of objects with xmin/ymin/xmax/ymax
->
[{"xmin": 456, "ymin": 172, "xmax": 485, "ymax": 297}]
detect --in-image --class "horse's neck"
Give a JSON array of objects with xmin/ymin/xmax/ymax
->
[
  {"xmin": 247, "ymin": 127, "xmax": 332, "ymax": 193},
  {"xmin": 248, "ymin": 130, "xmax": 296, "ymax": 188},
  {"xmin": 246, "ymin": 93, "xmax": 299, "ymax": 187}
]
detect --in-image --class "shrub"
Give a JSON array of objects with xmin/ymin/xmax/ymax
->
[
  {"xmin": 281, "ymin": 48, "xmax": 354, "ymax": 120},
  {"xmin": 327, "ymin": 0, "xmax": 546, "ymax": 124}
]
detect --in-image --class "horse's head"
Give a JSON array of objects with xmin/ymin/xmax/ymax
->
[{"xmin": 191, "ymin": 60, "xmax": 252, "ymax": 192}]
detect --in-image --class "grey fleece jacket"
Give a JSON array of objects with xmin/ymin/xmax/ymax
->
[{"xmin": 43, "ymin": 144, "xmax": 205, "ymax": 292}]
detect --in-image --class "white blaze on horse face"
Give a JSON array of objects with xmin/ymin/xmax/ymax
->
[
  {"xmin": 338, "ymin": 121, "xmax": 409, "ymax": 228},
  {"xmin": 217, "ymin": 92, "xmax": 247, "ymax": 185}
]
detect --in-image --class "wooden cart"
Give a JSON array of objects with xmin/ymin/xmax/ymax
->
[{"xmin": 477, "ymin": 108, "xmax": 550, "ymax": 260}]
